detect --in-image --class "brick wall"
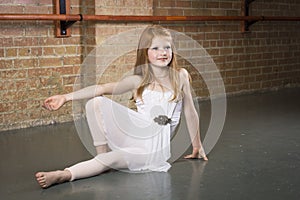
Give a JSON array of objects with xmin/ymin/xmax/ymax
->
[
  {"xmin": 154, "ymin": 0, "xmax": 300, "ymax": 97},
  {"xmin": 0, "ymin": 0, "xmax": 300, "ymax": 131},
  {"xmin": 0, "ymin": 0, "xmax": 83, "ymax": 131}
]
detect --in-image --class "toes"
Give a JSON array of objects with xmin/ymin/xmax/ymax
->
[
  {"xmin": 36, "ymin": 173, "xmax": 45, "ymax": 181},
  {"xmin": 199, "ymin": 155, "xmax": 208, "ymax": 161},
  {"xmin": 35, "ymin": 172, "xmax": 47, "ymax": 187},
  {"xmin": 202, "ymin": 156, "xmax": 208, "ymax": 161},
  {"xmin": 184, "ymin": 155, "xmax": 195, "ymax": 159},
  {"xmin": 184, "ymin": 155, "xmax": 191, "ymax": 159},
  {"xmin": 35, "ymin": 172, "xmax": 43, "ymax": 178},
  {"xmin": 38, "ymin": 178, "xmax": 46, "ymax": 184}
]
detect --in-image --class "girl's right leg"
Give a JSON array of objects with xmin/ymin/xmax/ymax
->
[
  {"xmin": 36, "ymin": 151, "xmax": 127, "ymax": 188},
  {"xmin": 66, "ymin": 151, "xmax": 127, "ymax": 181},
  {"xmin": 36, "ymin": 170, "xmax": 71, "ymax": 189},
  {"xmin": 85, "ymin": 97, "xmax": 110, "ymax": 154},
  {"xmin": 36, "ymin": 97, "xmax": 121, "ymax": 188}
]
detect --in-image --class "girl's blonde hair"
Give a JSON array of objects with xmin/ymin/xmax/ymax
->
[{"xmin": 134, "ymin": 25, "xmax": 181, "ymax": 101}]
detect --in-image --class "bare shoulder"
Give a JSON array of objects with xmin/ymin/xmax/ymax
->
[
  {"xmin": 125, "ymin": 74, "xmax": 143, "ymax": 81},
  {"xmin": 178, "ymin": 68, "xmax": 190, "ymax": 85},
  {"xmin": 121, "ymin": 74, "xmax": 143, "ymax": 88}
]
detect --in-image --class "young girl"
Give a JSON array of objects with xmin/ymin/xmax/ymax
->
[{"xmin": 36, "ymin": 25, "xmax": 208, "ymax": 188}]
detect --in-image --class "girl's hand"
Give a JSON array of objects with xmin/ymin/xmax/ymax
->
[
  {"xmin": 42, "ymin": 95, "xmax": 66, "ymax": 111},
  {"xmin": 184, "ymin": 147, "xmax": 208, "ymax": 161}
]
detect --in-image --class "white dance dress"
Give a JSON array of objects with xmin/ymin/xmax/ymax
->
[{"xmin": 98, "ymin": 89, "xmax": 182, "ymax": 172}]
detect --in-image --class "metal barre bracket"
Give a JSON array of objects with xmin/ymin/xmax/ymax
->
[
  {"xmin": 241, "ymin": 0, "xmax": 257, "ymax": 33},
  {"xmin": 55, "ymin": 0, "xmax": 75, "ymax": 38}
]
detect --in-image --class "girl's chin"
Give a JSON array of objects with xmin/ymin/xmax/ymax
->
[{"xmin": 151, "ymin": 62, "xmax": 170, "ymax": 68}]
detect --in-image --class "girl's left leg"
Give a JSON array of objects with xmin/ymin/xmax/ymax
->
[{"xmin": 85, "ymin": 97, "xmax": 110, "ymax": 155}]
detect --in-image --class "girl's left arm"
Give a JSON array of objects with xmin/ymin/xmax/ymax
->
[{"xmin": 180, "ymin": 68, "xmax": 208, "ymax": 161}]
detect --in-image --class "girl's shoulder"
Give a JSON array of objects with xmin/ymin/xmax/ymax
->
[
  {"xmin": 178, "ymin": 68, "xmax": 191, "ymax": 84},
  {"xmin": 119, "ymin": 74, "xmax": 143, "ymax": 90},
  {"xmin": 130, "ymin": 74, "xmax": 143, "ymax": 82},
  {"xmin": 178, "ymin": 67, "xmax": 189, "ymax": 76},
  {"xmin": 123, "ymin": 74, "xmax": 143, "ymax": 82}
]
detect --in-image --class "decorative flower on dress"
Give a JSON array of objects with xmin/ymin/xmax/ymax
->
[{"xmin": 154, "ymin": 115, "xmax": 172, "ymax": 125}]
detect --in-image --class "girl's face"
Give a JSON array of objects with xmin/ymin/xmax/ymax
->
[{"xmin": 147, "ymin": 36, "xmax": 173, "ymax": 68}]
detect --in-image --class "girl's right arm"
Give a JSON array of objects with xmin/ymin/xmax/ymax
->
[{"xmin": 43, "ymin": 75, "xmax": 141, "ymax": 111}]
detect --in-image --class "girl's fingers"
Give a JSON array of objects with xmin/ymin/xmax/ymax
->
[
  {"xmin": 43, "ymin": 99, "xmax": 51, "ymax": 110},
  {"xmin": 42, "ymin": 103, "xmax": 49, "ymax": 110},
  {"xmin": 43, "ymin": 104, "xmax": 54, "ymax": 111},
  {"xmin": 42, "ymin": 99, "xmax": 58, "ymax": 111},
  {"xmin": 43, "ymin": 103, "xmax": 51, "ymax": 111}
]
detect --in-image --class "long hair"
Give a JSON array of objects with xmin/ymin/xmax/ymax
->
[{"xmin": 134, "ymin": 25, "xmax": 181, "ymax": 101}]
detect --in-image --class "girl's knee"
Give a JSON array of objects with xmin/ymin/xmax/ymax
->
[
  {"xmin": 85, "ymin": 96, "xmax": 105, "ymax": 111},
  {"xmin": 95, "ymin": 151, "xmax": 127, "ymax": 169}
]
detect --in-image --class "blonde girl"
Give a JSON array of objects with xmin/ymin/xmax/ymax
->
[{"xmin": 36, "ymin": 25, "xmax": 207, "ymax": 188}]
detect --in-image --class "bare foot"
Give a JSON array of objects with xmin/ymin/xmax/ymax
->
[
  {"xmin": 184, "ymin": 147, "xmax": 208, "ymax": 161},
  {"xmin": 35, "ymin": 170, "xmax": 71, "ymax": 188}
]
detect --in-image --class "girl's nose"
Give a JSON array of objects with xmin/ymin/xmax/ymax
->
[{"xmin": 159, "ymin": 49, "xmax": 167, "ymax": 55}]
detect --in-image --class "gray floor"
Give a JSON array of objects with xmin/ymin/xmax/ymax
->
[{"xmin": 0, "ymin": 88, "xmax": 299, "ymax": 200}]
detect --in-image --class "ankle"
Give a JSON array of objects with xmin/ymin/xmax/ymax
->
[{"xmin": 61, "ymin": 170, "xmax": 72, "ymax": 182}]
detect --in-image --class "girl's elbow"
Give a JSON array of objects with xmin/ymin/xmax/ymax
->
[{"xmin": 95, "ymin": 85, "xmax": 105, "ymax": 96}]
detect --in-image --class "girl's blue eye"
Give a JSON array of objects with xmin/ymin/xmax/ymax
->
[{"xmin": 150, "ymin": 46, "xmax": 171, "ymax": 51}]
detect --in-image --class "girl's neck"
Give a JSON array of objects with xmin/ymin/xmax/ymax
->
[
  {"xmin": 151, "ymin": 65, "xmax": 170, "ymax": 78},
  {"xmin": 149, "ymin": 65, "xmax": 172, "ymax": 92}
]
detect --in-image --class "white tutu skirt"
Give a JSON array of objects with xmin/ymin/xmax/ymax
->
[{"xmin": 95, "ymin": 90, "xmax": 182, "ymax": 172}]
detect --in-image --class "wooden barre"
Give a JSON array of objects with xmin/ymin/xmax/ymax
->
[{"xmin": 0, "ymin": 14, "xmax": 299, "ymax": 22}]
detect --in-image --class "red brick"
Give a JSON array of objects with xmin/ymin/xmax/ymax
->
[
  {"xmin": 0, "ymin": 5, "xmax": 23, "ymax": 13},
  {"xmin": 39, "ymin": 58, "xmax": 62, "ymax": 67},
  {"xmin": 238, "ymin": 69, "xmax": 250, "ymax": 76},
  {"xmin": 13, "ymin": 37, "xmax": 39, "ymax": 47},
  {"xmin": 225, "ymin": 70, "xmax": 238, "ymax": 77},
  {"xmin": 0, "ymin": 38, "xmax": 13, "ymax": 47},
  {"xmin": 160, "ymin": 1, "xmax": 175, "ymax": 7},
  {"xmin": 220, "ymin": 48, "xmax": 233, "ymax": 55},
  {"xmin": 1, "ymin": 70, "xmax": 27, "ymax": 79},
  {"xmin": 28, "ymin": 68, "xmax": 52, "ymax": 77},
  {"xmin": 232, "ymin": 77, "xmax": 244, "ymax": 84},
  {"xmin": 250, "ymin": 68, "xmax": 262, "ymax": 75},
  {"xmin": 220, "ymin": 2, "xmax": 232, "ymax": 9},
  {"xmin": 5, "ymin": 48, "xmax": 17, "ymax": 57},
  {"xmin": 176, "ymin": 1, "xmax": 191, "ymax": 8},
  {"xmin": 63, "ymin": 56, "xmax": 81, "ymax": 66},
  {"xmin": 206, "ymin": 2, "xmax": 219, "ymax": 9},
  {"xmin": 205, "ymin": 33, "xmax": 220, "ymax": 40},
  {"xmin": 14, "ymin": 58, "xmax": 38, "ymax": 68}
]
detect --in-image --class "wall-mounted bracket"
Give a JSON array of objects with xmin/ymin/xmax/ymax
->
[
  {"xmin": 55, "ymin": 0, "xmax": 78, "ymax": 37},
  {"xmin": 241, "ymin": 0, "xmax": 257, "ymax": 33}
]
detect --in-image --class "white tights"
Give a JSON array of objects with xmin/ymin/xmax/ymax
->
[{"xmin": 66, "ymin": 97, "xmax": 128, "ymax": 181}]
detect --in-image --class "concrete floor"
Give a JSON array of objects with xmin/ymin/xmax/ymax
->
[{"xmin": 0, "ymin": 88, "xmax": 299, "ymax": 200}]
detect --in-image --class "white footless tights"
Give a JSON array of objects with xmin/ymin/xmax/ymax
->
[{"xmin": 66, "ymin": 97, "xmax": 128, "ymax": 181}]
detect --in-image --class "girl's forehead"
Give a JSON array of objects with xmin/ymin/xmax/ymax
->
[{"xmin": 151, "ymin": 36, "xmax": 172, "ymax": 46}]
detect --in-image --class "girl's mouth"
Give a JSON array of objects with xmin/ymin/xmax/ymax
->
[{"xmin": 158, "ymin": 57, "xmax": 168, "ymax": 61}]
